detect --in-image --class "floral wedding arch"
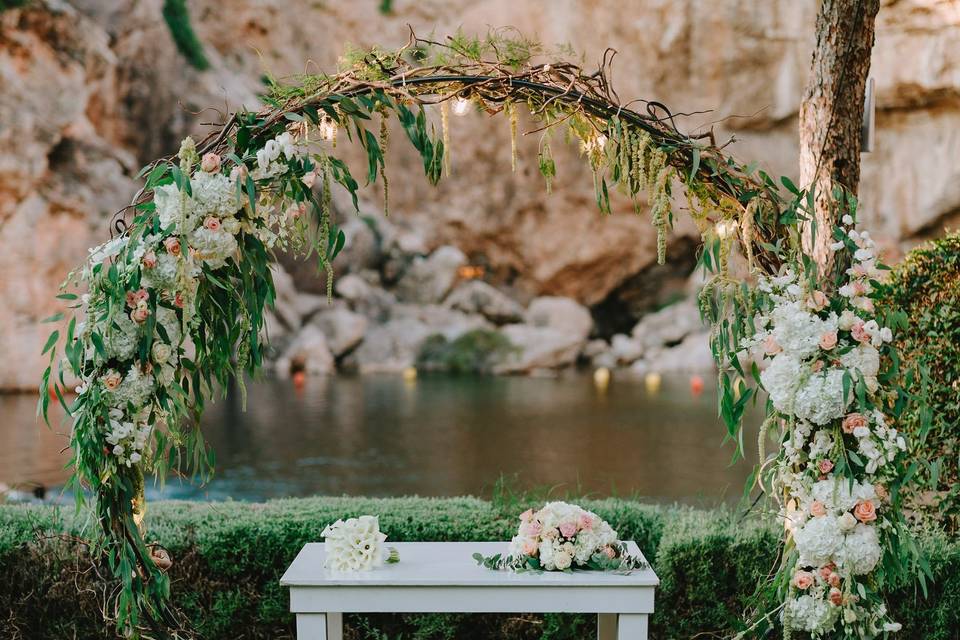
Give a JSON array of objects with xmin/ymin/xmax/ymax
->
[{"xmin": 41, "ymin": 30, "xmax": 925, "ymax": 638}]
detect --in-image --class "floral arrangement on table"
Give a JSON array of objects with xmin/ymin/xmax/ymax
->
[
  {"xmin": 474, "ymin": 502, "xmax": 648, "ymax": 573},
  {"xmin": 731, "ymin": 216, "xmax": 919, "ymax": 637},
  {"xmin": 322, "ymin": 515, "xmax": 399, "ymax": 571}
]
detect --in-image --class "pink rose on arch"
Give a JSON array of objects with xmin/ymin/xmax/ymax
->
[
  {"xmin": 142, "ymin": 251, "xmax": 157, "ymax": 269},
  {"xmin": 203, "ymin": 216, "xmax": 222, "ymax": 231},
  {"xmin": 131, "ymin": 306, "xmax": 150, "ymax": 324},
  {"xmin": 558, "ymin": 521, "xmax": 578, "ymax": 538},
  {"xmin": 819, "ymin": 331, "xmax": 838, "ymax": 350},
  {"xmin": 519, "ymin": 509, "xmax": 534, "ymax": 522},
  {"xmin": 602, "ymin": 546, "xmax": 616, "ymax": 559},
  {"xmin": 125, "ymin": 289, "xmax": 148, "ymax": 308},
  {"xmin": 808, "ymin": 290, "xmax": 828, "ymax": 311},
  {"xmin": 201, "ymin": 153, "xmax": 221, "ymax": 173},
  {"xmin": 102, "ymin": 370, "xmax": 122, "ymax": 391},
  {"xmin": 811, "ymin": 360, "xmax": 825, "ymax": 373},
  {"xmin": 818, "ymin": 459, "xmax": 834, "ymax": 474},
  {"xmin": 762, "ymin": 335, "xmax": 782, "ymax": 356},
  {"xmin": 818, "ymin": 564, "xmax": 833, "ymax": 581},
  {"xmin": 853, "ymin": 500, "xmax": 877, "ymax": 523},
  {"xmin": 579, "ymin": 514, "xmax": 595, "ymax": 531},
  {"xmin": 828, "ymin": 572, "xmax": 841, "ymax": 589},
  {"xmin": 792, "ymin": 571, "xmax": 815, "ymax": 590},
  {"xmin": 164, "ymin": 237, "xmax": 181, "ymax": 256},
  {"xmin": 810, "ymin": 500, "xmax": 827, "ymax": 518},
  {"xmin": 842, "ymin": 413, "xmax": 869, "ymax": 435},
  {"xmin": 521, "ymin": 538, "xmax": 538, "ymax": 556},
  {"xmin": 174, "ymin": 292, "xmax": 185, "ymax": 308},
  {"xmin": 850, "ymin": 320, "xmax": 870, "ymax": 344},
  {"xmin": 520, "ymin": 521, "xmax": 541, "ymax": 537},
  {"xmin": 830, "ymin": 587, "xmax": 844, "ymax": 606}
]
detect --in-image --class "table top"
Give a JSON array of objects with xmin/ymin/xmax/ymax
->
[{"xmin": 281, "ymin": 541, "xmax": 659, "ymax": 588}]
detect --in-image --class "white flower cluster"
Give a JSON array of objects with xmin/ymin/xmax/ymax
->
[
  {"xmin": 321, "ymin": 515, "xmax": 388, "ymax": 572},
  {"xmin": 104, "ymin": 408, "xmax": 153, "ymax": 467},
  {"xmin": 784, "ymin": 594, "xmax": 840, "ymax": 635},
  {"xmin": 253, "ymin": 131, "xmax": 305, "ymax": 180},
  {"xmin": 508, "ymin": 501, "xmax": 618, "ymax": 571}
]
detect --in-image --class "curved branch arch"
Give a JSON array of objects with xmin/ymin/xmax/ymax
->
[{"xmin": 41, "ymin": 30, "xmax": 917, "ymax": 639}]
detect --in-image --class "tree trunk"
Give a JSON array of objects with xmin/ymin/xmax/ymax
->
[{"xmin": 799, "ymin": 0, "xmax": 881, "ymax": 275}]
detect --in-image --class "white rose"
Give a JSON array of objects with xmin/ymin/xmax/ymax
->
[
  {"xmin": 884, "ymin": 622, "xmax": 902, "ymax": 632},
  {"xmin": 553, "ymin": 550, "xmax": 572, "ymax": 570},
  {"xmin": 839, "ymin": 512, "xmax": 857, "ymax": 532},
  {"xmin": 152, "ymin": 342, "xmax": 172, "ymax": 363}
]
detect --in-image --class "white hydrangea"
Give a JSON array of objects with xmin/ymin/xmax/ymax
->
[
  {"xmin": 104, "ymin": 313, "xmax": 140, "ymax": 361},
  {"xmin": 154, "ymin": 183, "xmax": 186, "ymax": 231},
  {"xmin": 794, "ymin": 515, "xmax": 843, "ymax": 567},
  {"xmin": 190, "ymin": 227, "xmax": 239, "ymax": 269},
  {"xmin": 835, "ymin": 523, "xmax": 882, "ymax": 575},
  {"xmin": 784, "ymin": 595, "xmax": 840, "ymax": 635},
  {"xmin": 155, "ymin": 306, "xmax": 182, "ymax": 346},
  {"xmin": 760, "ymin": 353, "xmax": 804, "ymax": 414},
  {"xmin": 110, "ymin": 367, "xmax": 156, "ymax": 409},
  {"xmin": 811, "ymin": 478, "xmax": 875, "ymax": 513},
  {"xmin": 793, "ymin": 368, "xmax": 851, "ymax": 425},
  {"xmin": 190, "ymin": 172, "xmax": 240, "ymax": 219},
  {"xmin": 141, "ymin": 251, "xmax": 180, "ymax": 290}
]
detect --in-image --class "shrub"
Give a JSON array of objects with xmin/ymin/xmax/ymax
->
[
  {"xmin": 0, "ymin": 497, "xmax": 955, "ymax": 639},
  {"xmin": 162, "ymin": 0, "xmax": 210, "ymax": 71},
  {"xmin": 416, "ymin": 329, "xmax": 514, "ymax": 374},
  {"xmin": 880, "ymin": 231, "xmax": 960, "ymax": 529}
]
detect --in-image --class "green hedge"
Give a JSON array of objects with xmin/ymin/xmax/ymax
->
[{"xmin": 0, "ymin": 497, "xmax": 956, "ymax": 639}]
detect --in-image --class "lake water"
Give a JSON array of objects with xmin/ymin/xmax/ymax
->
[{"xmin": 1, "ymin": 373, "xmax": 760, "ymax": 505}]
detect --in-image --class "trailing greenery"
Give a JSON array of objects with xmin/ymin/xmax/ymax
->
[
  {"xmin": 416, "ymin": 329, "xmax": 514, "ymax": 374},
  {"xmin": 162, "ymin": 0, "xmax": 210, "ymax": 71},
  {"xmin": 0, "ymin": 0, "xmax": 30, "ymax": 10},
  {"xmin": 880, "ymin": 232, "xmax": 960, "ymax": 530},
  {"xmin": 0, "ymin": 497, "xmax": 956, "ymax": 640}
]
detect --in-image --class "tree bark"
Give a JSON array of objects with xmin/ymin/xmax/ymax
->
[{"xmin": 799, "ymin": 0, "xmax": 881, "ymax": 274}]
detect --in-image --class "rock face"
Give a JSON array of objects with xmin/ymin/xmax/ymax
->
[
  {"xmin": 3, "ymin": 0, "xmax": 960, "ymax": 388},
  {"xmin": 309, "ymin": 307, "xmax": 367, "ymax": 357},
  {"xmin": 493, "ymin": 325, "xmax": 585, "ymax": 374},
  {"xmin": 524, "ymin": 297, "xmax": 594, "ymax": 341},
  {"xmin": 631, "ymin": 299, "xmax": 705, "ymax": 351},
  {"xmin": 274, "ymin": 325, "xmax": 335, "ymax": 376},
  {"xmin": 395, "ymin": 245, "xmax": 467, "ymax": 304},
  {"xmin": 444, "ymin": 280, "xmax": 525, "ymax": 324}
]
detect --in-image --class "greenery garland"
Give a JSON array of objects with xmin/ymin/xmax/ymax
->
[{"xmin": 39, "ymin": 30, "xmax": 926, "ymax": 638}]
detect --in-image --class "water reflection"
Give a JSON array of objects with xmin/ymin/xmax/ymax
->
[{"xmin": 0, "ymin": 374, "xmax": 760, "ymax": 504}]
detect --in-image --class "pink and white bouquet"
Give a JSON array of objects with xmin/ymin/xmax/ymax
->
[{"xmin": 474, "ymin": 501, "xmax": 647, "ymax": 573}]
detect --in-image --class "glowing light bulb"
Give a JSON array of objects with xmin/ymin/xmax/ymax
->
[
  {"xmin": 644, "ymin": 372, "xmax": 662, "ymax": 394},
  {"xmin": 593, "ymin": 367, "xmax": 611, "ymax": 390},
  {"xmin": 402, "ymin": 366, "xmax": 418, "ymax": 382},
  {"xmin": 452, "ymin": 97, "xmax": 471, "ymax": 117}
]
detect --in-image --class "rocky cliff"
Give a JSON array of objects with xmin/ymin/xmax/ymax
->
[{"xmin": 2, "ymin": 0, "xmax": 958, "ymax": 389}]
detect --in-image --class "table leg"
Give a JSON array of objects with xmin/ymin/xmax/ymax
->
[
  {"xmin": 616, "ymin": 613, "xmax": 648, "ymax": 639},
  {"xmin": 597, "ymin": 613, "xmax": 617, "ymax": 640},
  {"xmin": 295, "ymin": 613, "xmax": 343, "ymax": 640}
]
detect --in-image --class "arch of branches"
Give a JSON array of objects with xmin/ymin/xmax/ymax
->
[{"xmin": 42, "ymin": 31, "xmax": 923, "ymax": 639}]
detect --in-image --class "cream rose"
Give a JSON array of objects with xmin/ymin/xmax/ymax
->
[
  {"xmin": 810, "ymin": 500, "xmax": 827, "ymax": 518},
  {"xmin": 201, "ymin": 153, "xmax": 221, "ymax": 173},
  {"xmin": 819, "ymin": 331, "xmax": 838, "ymax": 350},
  {"xmin": 842, "ymin": 413, "xmax": 868, "ymax": 435}
]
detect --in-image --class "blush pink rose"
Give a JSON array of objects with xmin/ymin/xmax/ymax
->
[
  {"xmin": 819, "ymin": 331, "xmax": 838, "ymax": 350},
  {"xmin": 164, "ymin": 237, "xmax": 181, "ymax": 256},
  {"xmin": 142, "ymin": 251, "xmax": 157, "ymax": 269},
  {"xmin": 519, "ymin": 509, "xmax": 534, "ymax": 522},
  {"xmin": 809, "ymin": 290, "xmax": 828, "ymax": 311},
  {"xmin": 842, "ymin": 413, "xmax": 868, "ymax": 435},
  {"xmin": 853, "ymin": 500, "xmax": 877, "ymax": 523},
  {"xmin": 579, "ymin": 514, "xmax": 595, "ymax": 531},
  {"xmin": 521, "ymin": 538, "xmax": 538, "ymax": 556},
  {"xmin": 131, "ymin": 306, "xmax": 150, "ymax": 324},
  {"xmin": 602, "ymin": 546, "xmax": 616, "ymax": 559},
  {"xmin": 102, "ymin": 371, "xmax": 122, "ymax": 391},
  {"xmin": 520, "ymin": 521, "xmax": 541, "ymax": 537},
  {"xmin": 174, "ymin": 292, "xmax": 185, "ymax": 308},
  {"xmin": 810, "ymin": 500, "xmax": 827, "ymax": 518},
  {"xmin": 793, "ymin": 571, "xmax": 815, "ymax": 590},
  {"xmin": 201, "ymin": 153, "xmax": 221, "ymax": 173},
  {"xmin": 763, "ymin": 335, "xmax": 782, "ymax": 356},
  {"xmin": 828, "ymin": 573, "xmax": 841, "ymax": 588},
  {"xmin": 851, "ymin": 320, "xmax": 870, "ymax": 344},
  {"xmin": 818, "ymin": 564, "xmax": 833, "ymax": 581},
  {"xmin": 125, "ymin": 289, "xmax": 148, "ymax": 308},
  {"xmin": 203, "ymin": 216, "xmax": 222, "ymax": 231},
  {"xmin": 818, "ymin": 459, "xmax": 834, "ymax": 475},
  {"xmin": 559, "ymin": 521, "xmax": 578, "ymax": 538},
  {"xmin": 811, "ymin": 360, "xmax": 825, "ymax": 373},
  {"xmin": 830, "ymin": 588, "xmax": 844, "ymax": 606}
]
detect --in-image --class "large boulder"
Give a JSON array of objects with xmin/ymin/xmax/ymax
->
[
  {"xmin": 310, "ymin": 307, "xmax": 367, "ymax": 357},
  {"xmin": 609, "ymin": 333, "xmax": 645, "ymax": 365},
  {"xmin": 630, "ymin": 298, "xmax": 704, "ymax": 351},
  {"xmin": 629, "ymin": 332, "xmax": 715, "ymax": 375},
  {"xmin": 392, "ymin": 304, "xmax": 491, "ymax": 341},
  {"xmin": 347, "ymin": 317, "xmax": 432, "ymax": 373},
  {"xmin": 443, "ymin": 280, "xmax": 525, "ymax": 324},
  {"xmin": 274, "ymin": 325, "xmax": 335, "ymax": 376},
  {"xmin": 524, "ymin": 296, "xmax": 593, "ymax": 341},
  {"xmin": 395, "ymin": 245, "xmax": 467, "ymax": 304},
  {"xmin": 334, "ymin": 272, "xmax": 396, "ymax": 322},
  {"xmin": 493, "ymin": 324, "xmax": 585, "ymax": 374}
]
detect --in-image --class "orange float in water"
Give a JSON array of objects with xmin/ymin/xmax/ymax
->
[
  {"xmin": 689, "ymin": 374, "xmax": 704, "ymax": 396},
  {"xmin": 292, "ymin": 371, "xmax": 306, "ymax": 388}
]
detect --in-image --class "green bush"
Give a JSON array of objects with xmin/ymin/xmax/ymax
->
[
  {"xmin": 0, "ymin": 497, "xmax": 956, "ymax": 639},
  {"xmin": 162, "ymin": 0, "xmax": 210, "ymax": 71},
  {"xmin": 881, "ymin": 232, "xmax": 960, "ymax": 528},
  {"xmin": 416, "ymin": 329, "xmax": 514, "ymax": 374},
  {"xmin": 0, "ymin": 0, "xmax": 29, "ymax": 10}
]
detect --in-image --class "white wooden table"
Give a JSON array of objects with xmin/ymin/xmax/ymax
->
[{"xmin": 281, "ymin": 541, "xmax": 658, "ymax": 640}]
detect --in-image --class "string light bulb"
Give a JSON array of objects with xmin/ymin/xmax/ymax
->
[{"xmin": 452, "ymin": 96, "xmax": 471, "ymax": 117}]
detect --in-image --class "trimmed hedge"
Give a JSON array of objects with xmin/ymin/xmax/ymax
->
[{"xmin": 0, "ymin": 497, "xmax": 956, "ymax": 639}]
